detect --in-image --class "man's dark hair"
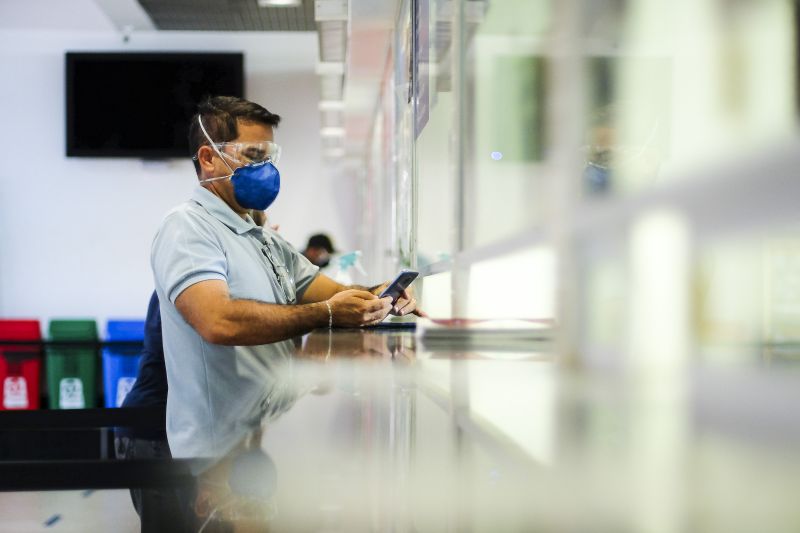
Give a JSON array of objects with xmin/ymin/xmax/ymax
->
[{"xmin": 189, "ymin": 96, "xmax": 281, "ymax": 175}]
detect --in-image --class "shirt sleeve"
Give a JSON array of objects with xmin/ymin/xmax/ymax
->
[
  {"xmin": 151, "ymin": 208, "xmax": 228, "ymax": 304},
  {"xmin": 266, "ymin": 229, "xmax": 319, "ymax": 299}
]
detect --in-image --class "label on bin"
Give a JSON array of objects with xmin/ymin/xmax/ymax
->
[
  {"xmin": 59, "ymin": 378, "xmax": 85, "ymax": 409},
  {"xmin": 3, "ymin": 377, "xmax": 29, "ymax": 409},
  {"xmin": 115, "ymin": 377, "xmax": 136, "ymax": 407}
]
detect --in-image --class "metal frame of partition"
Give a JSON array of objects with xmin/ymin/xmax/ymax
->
[
  {"xmin": 0, "ymin": 406, "xmax": 164, "ymax": 430},
  {"xmin": 0, "ymin": 340, "xmax": 144, "ymax": 348},
  {"xmin": 0, "ymin": 405, "xmax": 190, "ymax": 492},
  {"xmin": 0, "ymin": 459, "xmax": 194, "ymax": 492}
]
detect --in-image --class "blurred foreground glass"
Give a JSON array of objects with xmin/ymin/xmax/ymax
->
[
  {"xmin": 694, "ymin": 229, "xmax": 800, "ymax": 368},
  {"xmin": 580, "ymin": 0, "xmax": 796, "ymax": 198}
]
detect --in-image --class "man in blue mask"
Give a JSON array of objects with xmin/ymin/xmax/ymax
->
[{"xmin": 151, "ymin": 96, "xmax": 422, "ymax": 463}]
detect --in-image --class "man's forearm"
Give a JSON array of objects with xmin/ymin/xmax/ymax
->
[{"xmin": 209, "ymin": 299, "xmax": 329, "ymax": 346}]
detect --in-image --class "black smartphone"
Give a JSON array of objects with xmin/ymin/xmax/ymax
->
[{"xmin": 378, "ymin": 270, "xmax": 419, "ymax": 304}]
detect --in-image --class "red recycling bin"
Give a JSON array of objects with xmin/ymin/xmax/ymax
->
[{"xmin": 0, "ymin": 319, "xmax": 42, "ymax": 410}]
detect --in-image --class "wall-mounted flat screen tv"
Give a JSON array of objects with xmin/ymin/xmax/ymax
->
[{"xmin": 66, "ymin": 52, "xmax": 244, "ymax": 158}]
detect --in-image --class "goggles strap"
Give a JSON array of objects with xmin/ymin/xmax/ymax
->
[
  {"xmin": 199, "ymin": 173, "xmax": 233, "ymax": 184},
  {"xmin": 197, "ymin": 115, "xmax": 235, "ymax": 174}
]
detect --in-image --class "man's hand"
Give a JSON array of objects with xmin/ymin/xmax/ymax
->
[
  {"xmin": 328, "ymin": 289, "xmax": 393, "ymax": 327},
  {"xmin": 302, "ymin": 274, "xmax": 427, "ymax": 320},
  {"xmin": 394, "ymin": 288, "xmax": 426, "ymax": 317},
  {"xmin": 371, "ymin": 283, "xmax": 426, "ymax": 318}
]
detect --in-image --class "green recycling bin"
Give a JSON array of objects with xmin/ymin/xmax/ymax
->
[{"xmin": 46, "ymin": 319, "xmax": 98, "ymax": 409}]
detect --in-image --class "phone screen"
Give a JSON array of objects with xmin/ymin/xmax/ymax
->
[{"xmin": 379, "ymin": 270, "xmax": 419, "ymax": 304}]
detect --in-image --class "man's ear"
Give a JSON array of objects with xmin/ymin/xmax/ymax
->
[{"xmin": 197, "ymin": 145, "xmax": 217, "ymax": 175}]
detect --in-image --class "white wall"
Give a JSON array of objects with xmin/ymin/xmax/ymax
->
[{"xmin": 0, "ymin": 21, "xmax": 356, "ymax": 326}]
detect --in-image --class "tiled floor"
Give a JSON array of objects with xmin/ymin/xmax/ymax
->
[{"xmin": 0, "ymin": 490, "xmax": 139, "ymax": 532}]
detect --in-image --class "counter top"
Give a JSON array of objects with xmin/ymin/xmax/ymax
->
[{"xmin": 182, "ymin": 327, "xmax": 800, "ymax": 532}]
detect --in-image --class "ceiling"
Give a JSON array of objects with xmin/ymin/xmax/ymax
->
[
  {"xmin": 137, "ymin": 0, "xmax": 317, "ymax": 32},
  {"xmin": 0, "ymin": 0, "xmax": 118, "ymax": 31},
  {"xmin": 137, "ymin": 0, "xmax": 348, "ymax": 158},
  {"xmin": 0, "ymin": 0, "xmax": 371, "ymax": 161}
]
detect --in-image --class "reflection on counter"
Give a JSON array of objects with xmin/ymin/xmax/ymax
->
[{"xmin": 151, "ymin": 328, "xmax": 800, "ymax": 532}]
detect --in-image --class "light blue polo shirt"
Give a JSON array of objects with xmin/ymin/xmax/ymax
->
[{"xmin": 151, "ymin": 186, "xmax": 319, "ymax": 458}]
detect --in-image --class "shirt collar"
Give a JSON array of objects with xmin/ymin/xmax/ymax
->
[{"xmin": 191, "ymin": 186, "xmax": 260, "ymax": 236}]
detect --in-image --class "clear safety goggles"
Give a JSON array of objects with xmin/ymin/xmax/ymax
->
[{"xmin": 214, "ymin": 141, "xmax": 282, "ymax": 165}]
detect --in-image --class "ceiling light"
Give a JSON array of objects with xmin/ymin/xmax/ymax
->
[
  {"xmin": 320, "ymin": 127, "xmax": 346, "ymax": 137},
  {"xmin": 318, "ymin": 100, "xmax": 345, "ymax": 111},
  {"xmin": 315, "ymin": 62, "xmax": 344, "ymax": 75},
  {"xmin": 315, "ymin": 0, "xmax": 347, "ymax": 21},
  {"xmin": 323, "ymin": 148, "xmax": 346, "ymax": 158},
  {"xmin": 257, "ymin": 0, "xmax": 302, "ymax": 7}
]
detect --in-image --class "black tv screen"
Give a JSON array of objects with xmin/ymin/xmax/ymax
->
[{"xmin": 66, "ymin": 52, "xmax": 244, "ymax": 158}]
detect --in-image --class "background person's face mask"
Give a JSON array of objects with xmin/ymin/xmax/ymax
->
[{"xmin": 197, "ymin": 116, "xmax": 281, "ymax": 211}]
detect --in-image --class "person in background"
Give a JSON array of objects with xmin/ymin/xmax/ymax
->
[
  {"xmin": 302, "ymin": 233, "xmax": 335, "ymax": 268},
  {"xmin": 114, "ymin": 291, "xmax": 188, "ymax": 532},
  {"xmin": 582, "ymin": 102, "xmax": 663, "ymax": 195}
]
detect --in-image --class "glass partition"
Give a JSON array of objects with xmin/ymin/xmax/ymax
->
[
  {"xmin": 579, "ymin": 0, "xmax": 796, "ymax": 199},
  {"xmin": 462, "ymin": 0, "xmax": 555, "ymax": 248},
  {"xmin": 416, "ymin": 0, "xmax": 458, "ymax": 269},
  {"xmin": 359, "ymin": 0, "xmax": 800, "ymax": 366}
]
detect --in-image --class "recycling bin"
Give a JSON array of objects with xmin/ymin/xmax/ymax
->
[
  {"xmin": 102, "ymin": 319, "xmax": 145, "ymax": 407},
  {"xmin": 46, "ymin": 319, "xmax": 97, "ymax": 409},
  {"xmin": 0, "ymin": 319, "xmax": 42, "ymax": 410}
]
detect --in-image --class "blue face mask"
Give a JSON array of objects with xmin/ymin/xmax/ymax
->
[
  {"xmin": 197, "ymin": 116, "xmax": 281, "ymax": 211},
  {"xmin": 227, "ymin": 161, "xmax": 280, "ymax": 211},
  {"xmin": 583, "ymin": 162, "xmax": 610, "ymax": 194}
]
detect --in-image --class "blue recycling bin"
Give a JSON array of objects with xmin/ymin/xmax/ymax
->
[{"xmin": 102, "ymin": 320, "xmax": 145, "ymax": 408}]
